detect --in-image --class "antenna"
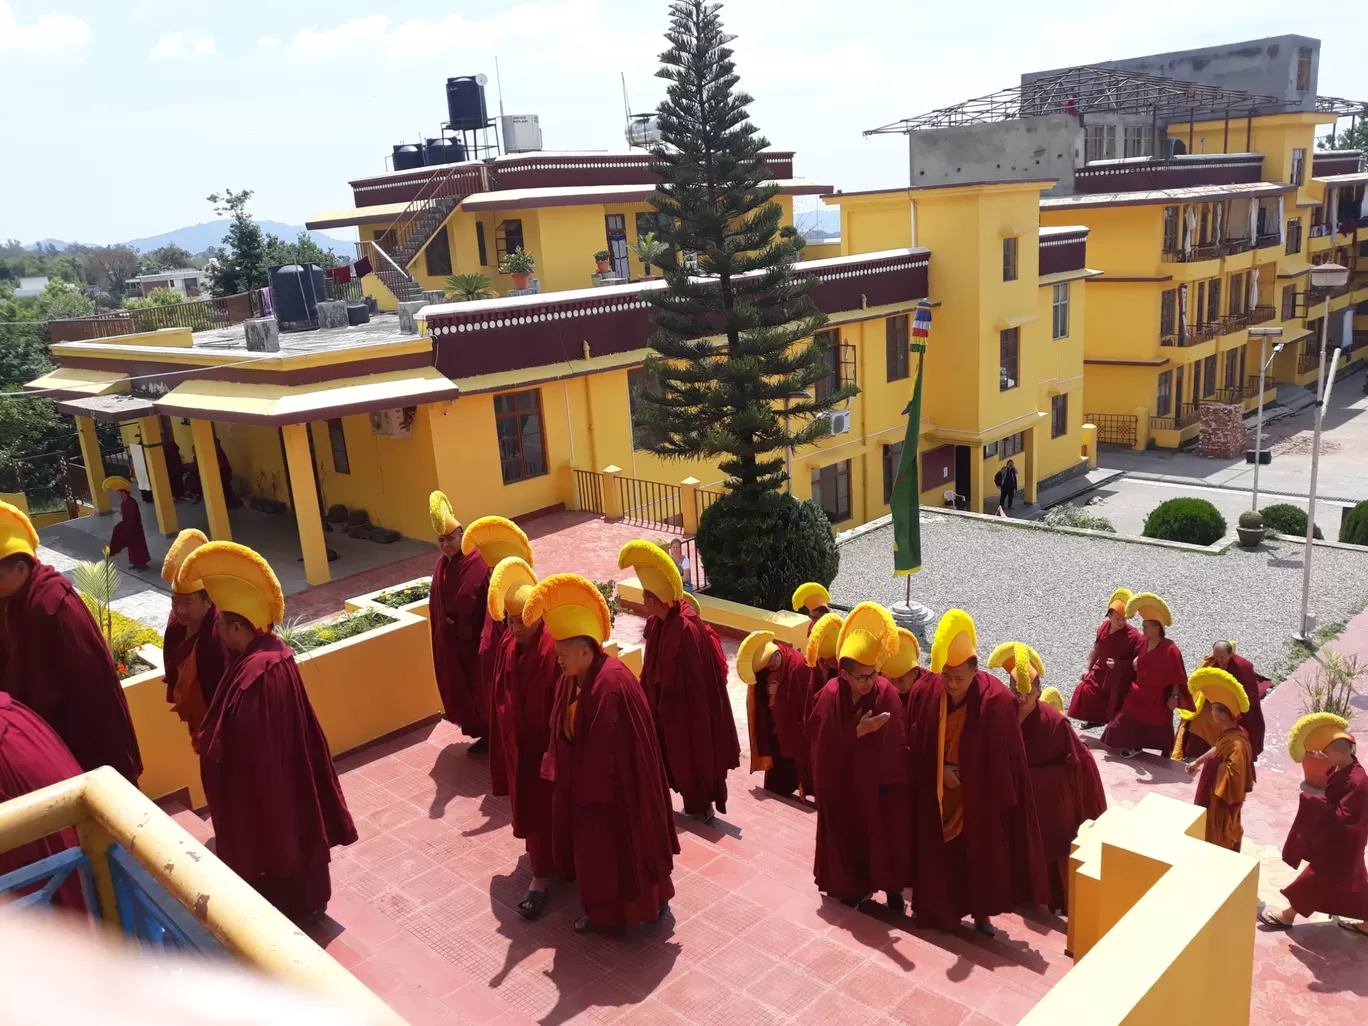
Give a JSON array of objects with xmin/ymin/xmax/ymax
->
[
  {"xmin": 621, "ymin": 71, "xmax": 632, "ymax": 124},
  {"xmin": 495, "ymin": 56, "xmax": 506, "ymax": 120}
]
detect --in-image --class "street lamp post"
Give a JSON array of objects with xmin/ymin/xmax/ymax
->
[
  {"xmin": 1293, "ymin": 262, "xmax": 1350, "ymax": 644},
  {"xmin": 1246, "ymin": 327, "xmax": 1284, "ymax": 512}
]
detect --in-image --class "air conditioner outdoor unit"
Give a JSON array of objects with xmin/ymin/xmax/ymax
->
[{"xmin": 823, "ymin": 409, "xmax": 852, "ymax": 436}]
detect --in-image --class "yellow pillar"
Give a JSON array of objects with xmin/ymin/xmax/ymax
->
[
  {"xmin": 601, "ymin": 465, "xmax": 624, "ymax": 519},
  {"xmin": 281, "ymin": 422, "xmax": 330, "ymax": 587},
  {"xmin": 137, "ymin": 416, "xmax": 178, "ymax": 537},
  {"xmin": 1024, "ymin": 426, "xmax": 1039, "ymax": 505},
  {"xmin": 968, "ymin": 445, "xmax": 984, "ymax": 513},
  {"xmin": 191, "ymin": 419, "xmax": 232, "ymax": 542},
  {"xmin": 1082, "ymin": 423, "xmax": 1099, "ymax": 469},
  {"xmin": 76, "ymin": 416, "xmax": 111, "ymax": 514},
  {"xmin": 680, "ymin": 477, "xmax": 701, "ymax": 535},
  {"xmin": 1133, "ymin": 406, "xmax": 1152, "ymax": 452}
]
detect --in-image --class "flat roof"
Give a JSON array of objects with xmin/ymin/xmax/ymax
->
[
  {"xmin": 1040, "ymin": 181, "xmax": 1296, "ymax": 211},
  {"xmin": 827, "ymin": 178, "xmax": 1058, "ymax": 202},
  {"xmin": 305, "ymin": 201, "xmax": 408, "ymax": 230},
  {"xmin": 1313, "ymin": 172, "xmax": 1368, "ymax": 186},
  {"xmin": 1039, "ymin": 224, "xmax": 1090, "ymax": 237}
]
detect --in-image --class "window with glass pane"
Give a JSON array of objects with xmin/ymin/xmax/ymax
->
[
  {"xmin": 1202, "ymin": 355, "xmax": 1217, "ymax": 397},
  {"xmin": 982, "ymin": 441, "xmax": 998, "ymax": 459},
  {"xmin": 495, "ymin": 220, "xmax": 525, "ymax": 264},
  {"xmin": 1161, "ymin": 289, "xmax": 1177, "ymax": 336},
  {"xmin": 1052, "ymin": 283, "xmax": 1069, "ymax": 339},
  {"xmin": 475, "ymin": 222, "xmax": 488, "ymax": 266},
  {"xmin": 885, "ymin": 315, "xmax": 909, "ymax": 381},
  {"xmin": 1281, "ymin": 283, "xmax": 1297, "ymax": 320},
  {"xmin": 424, "ymin": 227, "xmax": 452, "ymax": 277},
  {"xmin": 1163, "ymin": 207, "xmax": 1179, "ymax": 251},
  {"xmin": 1051, "ymin": 393, "xmax": 1068, "ymax": 438},
  {"xmin": 493, "ymin": 389, "xmax": 547, "ymax": 484},
  {"xmin": 999, "ymin": 328, "xmax": 1019, "ymax": 391},
  {"xmin": 1002, "ymin": 237, "xmax": 1018, "ymax": 282},
  {"xmin": 882, "ymin": 442, "xmax": 903, "ymax": 504},
  {"xmin": 814, "ymin": 330, "xmax": 840, "ymax": 401},
  {"xmin": 1156, "ymin": 370, "xmax": 1173, "ymax": 417},
  {"xmin": 1175, "ymin": 365, "xmax": 1185, "ymax": 412},
  {"xmin": 1286, "ymin": 218, "xmax": 1302, "ymax": 255},
  {"xmin": 1224, "ymin": 350, "xmax": 1238, "ymax": 389},
  {"xmin": 327, "ymin": 418, "xmax": 349, "ymax": 474},
  {"xmin": 627, "ymin": 368, "xmax": 664, "ymax": 450},
  {"xmin": 1291, "ymin": 149, "xmax": 1306, "ymax": 186},
  {"xmin": 810, "ymin": 460, "xmax": 851, "ymax": 524},
  {"xmin": 1001, "ymin": 432, "xmax": 1024, "ymax": 458}
]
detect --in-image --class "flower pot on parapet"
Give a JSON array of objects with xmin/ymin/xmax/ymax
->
[{"xmin": 1236, "ymin": 510, "xmax": 1265, "ymax": 548}]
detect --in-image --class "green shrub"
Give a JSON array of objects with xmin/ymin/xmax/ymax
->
[
  {"xmin": 375, "ymin": 582, "xmax": 431, "ymax": 608},
  {"xmin": 1141, "ymin": 497, "xmax": 1227, "ymax": 545},
  {"xmin": 276, "ymin": 609, "xmax": 395, "ymax": 653},
  {"xmin": 1339, "ymin": 500, "xmax": 1368, "ymax": 545},
  {"xmin": 1042, "ymin": 504, "xmax": 1116, "ymax": 533},
  {"xmin": 1261, "ymin": 503, "xmax": 1322, "ymax": 540},
  {"xmin": 696, "ymin": 490, "xmax": 838, "ymax": 610}
]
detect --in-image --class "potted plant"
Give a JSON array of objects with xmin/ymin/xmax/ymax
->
[
  {"xmin": 593, "ymin": 250, "xmax": 612, "ymax": 273},
  {"xmin": 444, "ymin": 273, "xmax": 495, "ymax": 302},
  {"xmin": 1236, "ymin": 509, "xmax": 1264, "ymax": 547},
  {"xmin": 629, "ymin": 232, "xmax": 670, "ymax": 279},
  {"xmin": 500, "ymin": 248, "xmax": 536, "ymax": 289}
]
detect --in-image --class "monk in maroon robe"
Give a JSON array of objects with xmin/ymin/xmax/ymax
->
[
  {"xmin": 529, "ymin": 572, "xmax": 677, "ymax": 934},
  {"xmin": 106, "ymin": 482, "xmax": 151, "ymax": 570},
  {"xmin": 637, "ymin": 568, "xmax": 740, "ymax": 823},
  {"xmin": 0, "ymin": 505, "xmax": 142, "ymax": 785},
  {"xmin": 161, "ymin": 530, "xmax": 226, "ymax": 744},
  {"xmin": 429, "ymin": 517, "xmax": 492, "ymax": 752},
  {"xmin": 183, "ymin": 540, "xmax": 356, "ymax": 923},
  {"xmin": 486, "ymin": 558, "xmax": 560, "ymax": 919},
  {"xmin": 0, "ymin": 692, "xmax": 87, "ymax": 911},
  {"xmin": 160, "ymin": 417, "xmax": 186, "ymax": 500},
  {"xmin": 741, "ymin": 636, "xmax": 812, "ymax": 799},
  {"xmin": 1102, "ymin": 594, "xmax": 1189, "ymax": 758},
  {"xmin": 1068, "ymin": 590, "xmax": 1141, "ymax": 727},
  {"xmin": 1262, "ymin": 734, "xmax": 1368, "ymax": 933},
  {"xmin": 809, "ymin": 603, "xmax": 909, "ymax": 911},
  {"xmin": 1016, "ymin": 675, "xmax": 1106, "ymax": 913},
  {"xmin": 1180, "ymin": 642, "xmax": 1267, "ymax": 760},
  {"xmin": 906, "ymin": 610, "xmax": 1047, "ymax": 934},
  {"xmin": 213, "ymin": 437, "xmax": 241, "ymax": 507}
]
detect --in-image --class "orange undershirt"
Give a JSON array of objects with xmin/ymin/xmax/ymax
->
[
  {"xmin": 170, "ymin": 639, "xmax": 207, "ymax": 744},
  {"xmin": 939, "ymin": 695, "xmax": 966, "ymax": 842}
]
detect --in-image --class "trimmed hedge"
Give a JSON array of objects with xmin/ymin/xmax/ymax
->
[
  {"xmin": 696, "ymin": 489, "xmax": 838, "ymax": 610},
  {"xmin": 1339, "ymin": 500, "xmax": 1368, "ymax": 545},
  {"xmin": 1261, "ymin": 502, "xmax": 1322, "ymax": 540},
  {"xmin": 1141, "ymin": 497, "xmax": 1227, "ymax": 545}
]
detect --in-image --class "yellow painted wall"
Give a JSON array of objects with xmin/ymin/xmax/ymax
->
[
  {"xmin": 307, "ymin": 413, "xmax": 438, "ymax": 540},
  {"xmin": 213, "ymin": 422, "xmax": 290, "ymax": 506}
]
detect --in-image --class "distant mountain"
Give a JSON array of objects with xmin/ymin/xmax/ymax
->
[
  {"xmin": 25, "ymin": 221, "xmax": 355, "ymax": 256},
  {"xmin": 794, "ymin": 208, "xmax": 840, "ymax": 237}
]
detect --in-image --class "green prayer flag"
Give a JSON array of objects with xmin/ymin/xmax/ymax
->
[{"xmin": 891, "ymin": 344, "xmax": 926, "ymax": 576}]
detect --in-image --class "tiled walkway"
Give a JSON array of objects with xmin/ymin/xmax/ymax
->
[{"xmin": 168, "ymin": 610, "xmax": 1368, "ymax": 1026}]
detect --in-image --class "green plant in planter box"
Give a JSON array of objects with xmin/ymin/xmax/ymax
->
[
  {"xmin": 593, "ymin": 249, "xmax": 611, "ymax": 264},
  {"xmin": 1238, "ymin": 510, "xmax": 1264, "ymax": 530},
  {"xmin": 1260, "ymin": 503, "xmax": 1322, "ymax": 540},
  {"xmin": 444, "ymin": 273, "xmax": 495, "ymax": 302},
  {"xmin": 375, "ymin": 582, "xmax": 431, "ymax": 608},
  {"xmin": 500, "ymin": 248, "xmax": 536, "ymax": 276},
  {"xmin": 629, "ymin": 232, "xmax": 669, "ymax": 274}
]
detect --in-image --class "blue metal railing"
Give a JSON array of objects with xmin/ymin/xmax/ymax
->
[
  {"xmin": 0, "ymin": 847, "xmax": 95, "ymax": 912},
  {"xmin": 107, "ymin": 844, "xmax": 225, "ymax": 953}
]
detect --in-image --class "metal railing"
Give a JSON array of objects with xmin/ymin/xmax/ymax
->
[
  {"xmin": 47, "ymin": 291, "xmax": 264, "ymax": 343},
  {"xmin": 356, "ymin": 239, "xmax": 422, "ymax": 303},
  {"xmin": 618, "ymin": 476, "xmax": 683, "ymax": 529},
  {"xmin": 574, "ymin": 469, "xmax": 605, "ymax": 514},
  {"xmin": 1298, "ymin": 347, "xmax": 1321, "ymax": 374},
  {"xmin": 1221, "ymin": 237, "xmax": 1252, "ymax": 256},
  {"xmin": 1160, "ymin": 242, "xmax": 1222, "ymax": 263},
  {"xmin": 323, "ymin": 277, "xmax": 364, "ymax": 302},
  {"xmin": 372, "ymin": 162, "xmax": 484, "ymax": 271},
  {"xmin": 694, "ymin": 487, "xmax": 726, "ymax": 524},
  {"xmin": 1085, "ymin": 413, "xmax": 1138, "ymax": 447},
  {"xmin": 1352, "ymin": 330, "xmax": 1368, "ymax": 352},
  {"xmin": 1256, "ymin": 231, "xmax": 1282, "ymax": 248},
  {"xmin": 679, "ymin": 536, "xmax": 708, "ymax": 592},
  {"xmin": 1211, "ymin": 387, "xmax": 1244, "ymax": 405},
  {"xmin": 1246, "ymin": 375, "xmax": 1273, "ymax": 399}
]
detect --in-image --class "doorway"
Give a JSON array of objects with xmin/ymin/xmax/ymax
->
[
  {"xmin": 954, "ymin": 445, "xmax": 972, "ymax": 509},
  {"xmin": 604, "ymin": 214, "xmax": 629, "ymax": 279}
]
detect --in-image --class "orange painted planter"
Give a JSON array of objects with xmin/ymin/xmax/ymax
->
[{"xmin": 511, "ymin": 273, "xmax": 531, "ymax": 289}]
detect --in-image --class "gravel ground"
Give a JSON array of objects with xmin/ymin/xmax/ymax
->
[{"xmin": 831, "ymin": 513, "xmax": 1368, "ymax": 705}]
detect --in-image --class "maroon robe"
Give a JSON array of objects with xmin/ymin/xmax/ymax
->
[
  {"xmin": 808, "ymin": 675, "xmax": 909, "ymax": 901},
  {"xmin": 0, "ymin": 561, "xmax": 141, "ymax": 783},
  {"xmin": 160, "ymin": 418, "xmax": 185, "ymax": 499},
  {"xmin": 1068, "ymin": 620, "xmax": 1141, "ymax": 724},
  {"xmin": 429, "ymin": 551, "xmax": 491, "ymax": 739},
  {"xmin": 1281, "ymin": 758, "xmax": 1368, "ymax": 921},
  {"xmin": 162, "ymin": 607, "xmax": 227, "ymax": 711},
  {"xmin": 479, "ymin": 613, "xmax": 507, "ymax": 737},
  {"xmin": 640, "ymin": 601, "xmax": 740, "ymax": 816},
  {"xmin": 905, "ymin": 671, "xmax": 1047, "ymax": 929},
  {"xmin": 198, "ymin": 633, "xmax": 356, "ymax": 921},
  {"xmin": 214, "ymin": 442, "xmax": 241, "ymax": 507},
  {"xmin": 1181, "ymin": 653, "xmax": 1267, "ymax": 760},
  {"xmin": 489, "ymin": 623, "xmax": 560, "ymax": 878},
  {"xmin": 1101, "ymin": 637, "xmax": 1188, "ymax": 754},
  {"xmin": 107, "ymin": 494, "xmax": 151, "ymax": 568},
  {"xmin": 0, "ymin": 692, "xmax": 86, "ymax": 911},
  {"xmin": 1020, "ymin": 701, "xmax": 1107, "ymax": 913},
  {"xmin": 748, "ymin": 642, "xmax": 813, "ymax": 798},
  {"xmin": 542, "ymin": 650, "xmax": 678, "ymax": 928}
]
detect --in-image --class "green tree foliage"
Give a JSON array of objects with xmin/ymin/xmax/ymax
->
[
  {"xmin": 1318, "ymin": 122, "xmax": 1368, "ymax": 150},
  {"xmin": 1261, "ymin": 502, "xmax": 1323, "ymax": 540},
  {"xmin": 696, "ymin": 491, "xmax": 839, "ymax": 611},
  {"xmin": 1142, "ymin": 498, "xmax": 1228, "ymax": 545},
  {"xmin": 138, "ymin": 244, "xmax": 195, "ymax": 273},
  {"xmin": 125, "ymin": 287, "xmax": 185, "ymax": 309},
  {"xmin": 205, "ymin": 189, "xmax": 269, "ymax": 296},
  {"xmin": 1339, "ymin": 500, "xmax": 1368, "ymax": 545},
  {"xmin": 263, "ymin": 231, "xmax": 342, "ymax": 271}
]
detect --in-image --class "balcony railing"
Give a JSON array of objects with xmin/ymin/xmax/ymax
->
[
  {"xmin": 1160, "ymin": 242, "xmax": 1222, "ymax": 263},
  {"xmin": 1353, "ymin": 330, "xmax": 1368, "ymax": 353},
  {"xmin": 1298, "ymin": 348, "xmax": 1321, "ymax": 374},
  {"xmin": 1256, "ymin": 231, "xmax": 1282, "ymax": 249},
  {"xmin": 47, "ymin": 291, "xmax": 265, "ymax": 343},
  {"xmin": 1246, "ymin": 375, "xmax": 1274, "ymax": 399},
  {"xmin": 1221, "ymin": 237, "xmax": 1253, "ymax": 256},
  {"xmin": 1162, "ymin": 306, "xmax": 1278, "ymax": 347},
  {"xmin": 1211, "ymin": 387, "xmax": 1244, "ymax": 405}
]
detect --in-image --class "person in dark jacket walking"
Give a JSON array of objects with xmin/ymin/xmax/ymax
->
[{"xmin": 996, "ymin": 459, "xmax": 1019, "ymax": 511}]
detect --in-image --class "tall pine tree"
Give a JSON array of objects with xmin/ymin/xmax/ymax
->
[{"xmin": 634, "ymin": 0, "xmax": 856, "ymax": 607}]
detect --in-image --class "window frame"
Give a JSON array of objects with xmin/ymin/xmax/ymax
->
[
  {"xmin": 1281, "ymin": 283, "xmax": 1297, "ymax": 320},
  {"xmin": 1296, "ymin": 47, "xmax": 1312, "ymax": 92},
  {"xmin": 1163, "ymin": 206, "xmax": 1180, "ymax": 252},
  {"xmin": 1202, "ymin": 354, "xmax": 1217, "ymax": 398},
  {"xmin": 999, "ymin": 327, "xmax": 1020, "ymax": 392},
  {"xmin": 495, "ymin": 219, "xmax": 525, "ymax": 266},
  {"xmin": 1291, "ymin": 148, "xmax": 1306, "ymax": 187},
  {"xmin": 1156, "ymin": 369, "xmax": 1174, "ymax": 418},
  {"xmin": 423, "ymin": 225, "xmax": 453, "ymax": 278},
  {"xmin": 1160, "ymin": 288, "xmax": 1178, "ymax": 336},
  {"xmin": 813, "ymin": 330, "xmax": 840, "ymax": 402},
  {"xmin": 885, "ymin": 314, "xmax": 910, "ymax": 382},
  {"xmin": 1050, "ymin": 393, "xmax": 1068, "ymax": 439},
  {"xmin": 327, "ymin": 418, "xmax": 350, "ymax": 475},
  {"xmin": 811, "ymin": 459, "xmax": 852, "ymax": 525},
  {"xmin": 1286, "ymin": 218, "xmax": 1302, "ymax": 255},
  {"xmin": 475, "ymin": 222, "xmax": 489, "ymax": 266},
  {"xmin": 1051, "ymin": 282, "xmax": 1070, "ymax": 340},
  {"xmin": 1000, "ymin": 432, "xmax": 1025, "ymax": 459},
  {"xmin": 1002, "ymin": 237, "xmax": 1018, "ymax": 282},
  {"xmin": 492, "ymin": 388, "xmax": 549, "ymax": 485}
]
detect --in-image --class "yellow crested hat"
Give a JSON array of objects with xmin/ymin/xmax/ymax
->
[
  {"xmin": 1287, "ymin": 712, "xmax": 1351, "ymax": 762},
  {"xmin": 836, "ymin": 602, "xmax": 899, "ymax": 669},
  {"xmin": 681, "ymin": 591, "xmax": 701, "ymax": 616},
  {"xmin": 1126, "ymin": 592, "xmax": 1172, "ymax": 627},
  {"xmin": 930, "ymin": 609, "xmax": 978, "ymax": 673},
  {"xmin": 988, "ymin": 641, "xmax": 1045, "ymax": 695},
  {"xmin": 463, "ymin": 516, "xmax": 533, "ymax": 568},
  {"xmin": 1184, "ymin": 666, "xmax": 1249, "ymax": 719},
  {"xmin": 102, "ymin": 475, "xmax": 132, "ymax": 493},
  {"xmin": 179, "ymin": 541, "xmax": 284, "ymax": 631},
  {"xmin": 1108, "ymin": 588, "xmax": 1133, "ymax": 616},
  {"xmin": 792, "ymin": 582, "xmax": 831, "ymax": 614},
  {"xmin": 522, "ymin": 573, "xmax": 612, "ymax": 645},
  {"xmin": 618, "ymin": 540, "xmax": 683, "ymax": 604},
  {"xmin": 737, "ymin": 630, "xmax": 779, "ymax": 686},
  {"xmin": 805, "ymin": 612, "xmax": 843, "ymax": 668},
  {"xmin": 0, "ymin": 500, "xmax": 39, "ymax": 562},
  {"xmin": 488, "ymin": 556, "xmax": 539, "ymax": 621},
  {"xmin": 163, "ymin": 528, "xmax": 209, "ymax": 595},
  {"xmin": 1040, "ymin": 687, "xmax": 1065, "ymax": 713},
  {"xmin": 428, "ymin": 490, "xmax": 460, "ymax": 537},
  {"xmin": 882, "ymin": 628, "xmax": 921, "ymax": 679}
]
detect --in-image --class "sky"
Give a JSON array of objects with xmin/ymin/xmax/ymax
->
[{"xmin": 4, "ymin": 0, "xmax": 1368, "ymax": 245}]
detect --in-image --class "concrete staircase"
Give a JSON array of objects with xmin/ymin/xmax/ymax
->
[{"xmin": 1273, "ymin": 382, "xmax": 1318, "ymax": 415}]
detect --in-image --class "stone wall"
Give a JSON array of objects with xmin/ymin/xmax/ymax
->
[{"xmin": 1197, "ymin": 403, "xmax": 1248, "ymax": 459}]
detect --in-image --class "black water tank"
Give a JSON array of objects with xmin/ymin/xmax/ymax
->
[
  {"xmin": 446, "ymin": 75, "xmax": 487, "ymax": 130},
  {"xmin": 392, "ymin": 144, "xmax": 424, "ymax": 171},
  {"xmin": 310, "ymin": 264, "xmax": 326, "ymax": 307},
  {"xmin": 424, "ymin": 137, "xmax": 466, "ymax": 166},
  {"xmin": 271, "ymin": 264, "xmax": 320, "ymax": 331}
]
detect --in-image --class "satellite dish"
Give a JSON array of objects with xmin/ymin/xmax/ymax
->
[{"xmin": 475, "ymin": 73, "xmax": 489, "ymax": 86}]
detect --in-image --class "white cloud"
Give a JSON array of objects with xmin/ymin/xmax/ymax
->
[
  {"xmin": 257, "ymin": 36, "xmax": 281, "ymax": 50},
  {"xmin": 0, "ymin": 1, "xmax": 93, "ymax": 59},
  {"xmin": 149, "ymin": 32, "xmax": 215, "ymax": 61}
]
